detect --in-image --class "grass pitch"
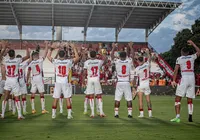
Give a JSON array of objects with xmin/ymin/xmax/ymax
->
[{"xmin": 0, "ymin": 95, "xmax": 200, "ymax": 140}]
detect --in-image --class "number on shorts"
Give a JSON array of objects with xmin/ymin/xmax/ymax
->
[
  {"xmin": 58, "ymin": 66, "xmax": 67, "ymax": 76},
  {"xmin": 7, "ymin": 65, "xmax": 16, "ymax": 76},
  {"xmin": 186, "ymin": 60, "xmax": 191, "ymax": 69},
  {"xmin": 36, "ymin": 64, "xmax": 41, "ymax": 73},
  {"xmin": 122, "ymin": 65, "xmax": 126, "ymax": 74},
  {"xmin": 144, "ymin": 69, "xmax": 147, "ymax": 78},
  {"xmin": 91, "ymin": 66, "xmax": 98, "ymax": 76}
]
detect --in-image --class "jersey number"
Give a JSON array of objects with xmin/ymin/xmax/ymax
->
[
  {"xmin": 7, "ymin": 65, "xmax": 16, "ymax": 76},
  {"xmin": 36, "ymin": 64, "xmax": 41, "ymax": 73},
  {"xmin": 144, "ymin": 69, "xmax": 147, "ymax": 78},
  {"xmin": 122, "ymin": 65, "xmax": 126, "ymax": 74},
  {"xmin": 91, "ymin": 66, "xmax": 98, "ymax": 76},
  {"xmin": 58, "ymin": 66, "xmax": 66, "ymax": 76},
  {"xmin": 186, "ymin": 60, "xmax": 191, "ymax": 69}
]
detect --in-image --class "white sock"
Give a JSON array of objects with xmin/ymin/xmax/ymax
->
[
  {"xmin": 40, "ymin": 96, "xmax": 45, "ymax": 111},
  {"xmin": 188, "ymin": 103, "xmax": 193, "ymax": 115},
  {"xmin": 15, "ymin": 100, "xmax": 22, "ymax": 118},
  {"xmin": 115, "ymin": 108, "xmax": 119, "ymax": 116},
  {"xmin": 89, "ymin": 98, "xmax": 94, "ymax": 116},
  {"xmin": 176, "ymin": 114, "xmax": 180, "ymax": 118},
  {"xmin": 84, "ymin": 96, "xmax": 88, "ymax": 112},
  {"xmin": 139, "ymin": 109, "xmax": 144, "ymax": 116},
  {"xmin": 59, "ymin": 97, "xmax": 63, "ymax": 112},
  {"xmin": 67, "ymin": 107, "xmax": 72, "ymax": 116},
  {"xmin": 70, "ymin": 97, "xmax": 72, "ymax": 104},
  {"xmin": 96, "ymin": 97, "xmax": 100, "ymax": 113},
  {"xmin": 98, "ymin": 97, "xmax": 103, "ymax": 115},
  {"xmin": 22, "ymin": 98, "xmax": 27, "ymax": 113},
  {"xmin": 12, "ymin": 99, "xmax": 16, "ymax": 114},
  {"xmin": 52, "ymin": 107, "xmax": 56, "ymax": 117},
  {"xmin": 148, "ymin": 109, "xmax": 152, "ymax": 117},
  {"xmin": 31, "ymin": 97, "xmax": 35, "ymax": 110},
  {"xmin": 1, "ymin": 100, "xmax": 7, "ymax": 118},
  {"xmin": 128, "ymin": 107, "xmax": 132, "ymax": 116},
  {"xmin": 8, "ymin": 99, "xmax": 12, "ymax": 110}
]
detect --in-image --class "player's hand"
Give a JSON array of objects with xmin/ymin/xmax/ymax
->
[
  {"xmin": 171, "ymin": 81, "xmax": 177, "ymax": 88},
  {"xmin": 112, "ymin": 43, "xmax": 116, "ymax": 48},
  {"xmin": 187, "ymin": 40, "xmax": 194, "ymax": 46},
  {"xmin": 128, "ymin": 41, "xmax": 134, "ymax": 48}
]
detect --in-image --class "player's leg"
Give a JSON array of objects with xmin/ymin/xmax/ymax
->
[
  {"xmin": 59, "ymin": 94, "xmax": 64, "ymax": 114},
  {"xmin": 30, "ymin": 83, "xmax": 37, "ymax": 114},
  {"xmin": 88, "ymin": 94, "xmax": 95, "ymax": 118},
  {"xmin": 187, "ymin": 98, "xmax": 193, "ymax": 122},
  {"xmin": 63, "ymin": 83, "xmax": 73, "ymax": 119},
  {"xmin": 145, "ymin": 88, "xmax": 152, "ymax": 117},
  {"xmin": 38, "ymin": 83, "xmax": 48, "ymax": 114},
  {"xmin": 22, "ymin": 94, "xmax": 27, "ymax": 115},
  {"xmin": 1, "ymin": 90, "xmax": 10, "ymax": 118},
  {"xmin": 114, "ymin": 82, "xmax": 123, "ymax": 118},
  {"xmin": 95, "ymin": 95, "xmax": 100, "ymax": 115},
  {"xmin": 52, "ymin": 83, "xmax": 61, "ymax": 119},
  {"xmin": 8, "ymin": 94, "xmax": 12, "ymax": 111},
  {"xmin": 12, "ymin": 94, "xmax": 16, "ymax": 115},
  {"xmin": 137, "ymin": 91, "xmax": 144, "ymax": 117},
  {"xmin": 83, "ymin": 95, "xmax": 89, "ymax": 114},
  {"xmin": 14, "ymin": 95, "xmax": 24, "ymax": 120},
  {"xmin": 94, "ymin": 81, "xmax": 105, "ymax": 117},
  {"xmin": 124, "ymin": 82, "xmax": 133, "ymax": 118},
  {"xmin": 170, "ymin": 96, "xmax": 182, "ymax": 122}
]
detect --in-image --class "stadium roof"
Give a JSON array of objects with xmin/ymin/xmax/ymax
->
[{"xmin": 0, "ymin": 0, "xmax": 181, "ymax": 36}]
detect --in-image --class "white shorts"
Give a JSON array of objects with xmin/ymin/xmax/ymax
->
[
  {"xmin": 0, "ymin": 80, "xmax": 5, "ymax": 94},
  {"xmin": 53, "ymin": 83, "xmax": 72, "ymax": 98},
  {"xmin": 85, "ymin": 78, "xmax": 102, "ymax": 95},
  {"xmin": 137, "ymin": 80, "xmax": 151, "ymax": 95},
  {"xmin": 4, "ymin": 79, "xmax": 20, "ymax": 96},
  {"xmin": 176, "ymin": 76, "xmax": 195, "ymax": 99},
  {"xmin": 115, "ymin": 82, "xmax": 132, "ymax": 101},
  {"xmin": 19, "ymin": 83, "xmax": 28, "ymax": 95},
  {"xmin": 31, "ymin": 81, "xmax": 45, "ymax": 93}
]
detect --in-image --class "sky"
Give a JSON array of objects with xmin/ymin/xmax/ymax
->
[{"xmin": 0, "ymin": 0, "xmax": 200, "ymax": 53}]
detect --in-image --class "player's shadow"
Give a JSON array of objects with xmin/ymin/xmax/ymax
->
[
  {"xmin": 142, "ymin": 117, "xmax": 177, "ymax": 126},
  {"xmin": 182, "ymin": 122, "xmax": 200, "ymax": 128}
]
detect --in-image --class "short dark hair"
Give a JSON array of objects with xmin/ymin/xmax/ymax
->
[
  {"xmin": 90, "ymin": 51, "xmax": 96, "ymax": 58},
  {"xmin": 138, "ymin": 56, "xmax": 144, "ymax": 62},
  {"xmin": 8, "ymin": 49, "xmax": 15, "ymax": 57},
  {"xmin": 59, "ymin": 50, "xmax": 66, "ymax": 58},
  {"xmin": 16, "ymin": 54, "xmax": 22, "ymax": 58},
  {"xmin": 119, "ymin": 51, "xmax": 126, "ymax": 58},
  {"xmin": 32, "ymin": 51, "xmax": 39, "ymax": 57},
  {"xmin": 181, "ymin": 47, "xmax": 189, "ymax": 55}
]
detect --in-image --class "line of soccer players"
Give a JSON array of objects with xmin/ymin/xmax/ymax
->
[{"xmin": 0, "ymin": 40, "xmax": 199, "ymax": 122}]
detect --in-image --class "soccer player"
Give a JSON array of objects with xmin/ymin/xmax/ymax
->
[
  {"xmin": 27, "ymin": 41, "xmax": 49, "ymax": 114},
  {"xmin": 111, "ymin": 42, "xmax": 134, "ymax": 118},
  {"xmin": 171, "ymin": 40, "xmax": 200, "ymax": 123},
  {"xmin": 1, "ymin": 41, "xmax": 30, "ymax": 119},
  {"xmin": 82, "ymin": 51, "xmax": 107, "ymax": 118},
  {"xmin": 134, "ymin": 49, "xmax": 152, "ymax": 118},
  {"xmin": 47, "ymin": 42, "xmax": 79, "ymax": 119}
]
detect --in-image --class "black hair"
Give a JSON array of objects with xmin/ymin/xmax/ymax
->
[
  {"xmin": 119, "ymin": 51, "xmax": 127, "ymax": 58},
  {"xmin": 16, "ymin": 54, "xmax": 22, "ymax": 58},
  {"xmin": 90, "ymin": 51, "xmax": 96, "ymax": 58},
  {"xmin": 36, "ymin": 45, "xmax": 40, "ymax": 53},
  {"xmin": 181, "ymin": 47, "xmax": 189, "ymax": 55},
  {"xmin": 59, "ymin": 50, "xmax": 66, "ymax": 58},
  {"xmin": 32, "ymin": 51, "xmax": 39, "ymax": 57},
  {"xmin": 8, "ymin": 49, "xmax": 15, "ymax": 57},
  {"xmin": 138, "ymin": 56, "xmax": 144, "ymax": 62}
]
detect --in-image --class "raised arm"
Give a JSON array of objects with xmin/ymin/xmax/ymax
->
[
  {"xmin": 188, "ymin": 40, "xmax": 200, "ymax": 57},
  {"xmin": 22, "ymin": 42, "xmax": 31, "ymax": 62},
  {"xmin": 128, "ymin": 41, "xmax": 134, "ymax": 60},
  {"xmin": 111, "ymin": 43, "xmax": 117, "ymax": 60},
  {"xmin": 0, "ymin": 40, "xmax": 8, "ymax": 61},
  {"xmin": 42, "ymin": 41, "xmax": 49, "ymax": 59},
  {"xmin": 145, "ymin": 48, "xmax": 151, "ymax": 63},
  {"xmin": 70, "ymin": 43, "xmax": 79, "ymax": 64}
]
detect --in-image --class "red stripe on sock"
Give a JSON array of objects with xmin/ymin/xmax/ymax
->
[
  {"xmin": 31, "ymin": 97, "xmax": 35, "ymax": 99},
  {"xmin": 67, "ymin": 106, "xmax": 72, "ymax": 109},
  {"xmin": 148, "ymin": 108, "xmax": 152, "ymax": 111},
  {"xmin": 175, "ymin": 99, "xmax": 180, "ymax": 102},
  {"xmin": 22, "ymin": 98, "xmax": 26, "ymax": 101},
  {"xmin": 188, "ymin": 100, "xmax": 192, "ymax": 104},
  {"xmin": 139, "ymin": 108, "xmax": 143, "ymax": 111},
  {"xmin": 40, "ymin": 96, "xmax": 44, "ymax": 99},
  {"xmin": 52, "ymin": 106, "xmax": 57, "ymax": 109}
]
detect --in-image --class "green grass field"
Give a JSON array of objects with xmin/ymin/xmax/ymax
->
[{"xmin": 0, "ymin": 95, "xmax": 200, "ymax": 140}]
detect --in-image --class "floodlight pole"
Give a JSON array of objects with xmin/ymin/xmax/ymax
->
[
  {"xmin": 84, "ymin": 27, "xmax": 87, "ymax": 42},
  {"xmin": 52, "ymin": 0, "xmax": 55, "ymax": 41},
  {"xmin": 145, "ymin": 29, "xmax": 148, "ymax": 42},
  {"xmin": 115, "ymin": 28, "xmax": 118, "ymax": 42}
]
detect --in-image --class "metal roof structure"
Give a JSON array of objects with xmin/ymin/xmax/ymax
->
[{"xmin": 0, "ymin": 0, "xmax": 181, "ymax": 40}]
